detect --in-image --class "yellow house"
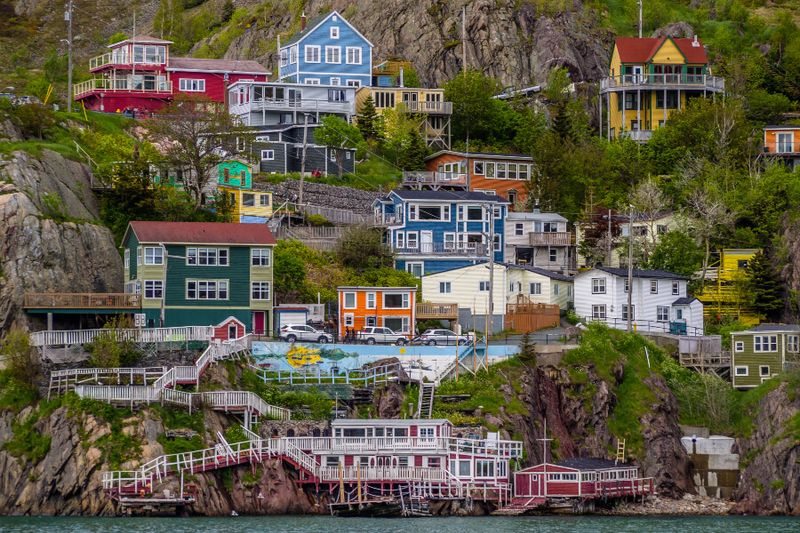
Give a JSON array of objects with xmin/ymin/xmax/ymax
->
[
  {"xmin": 218, "ymin": 186, "xmax": 273, "ymax": 224},
  {"xmin": 600, "ymin": 36, "xmax": 725, "ymax": 141},
  {"xmin": 355, "ymin": 85, "xmax": 452, "ymax": 149},
  {"xmin": 695, "ymin": 248, "xmax": 760, "ymax": 325}
]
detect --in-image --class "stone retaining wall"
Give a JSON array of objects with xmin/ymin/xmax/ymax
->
[{"xmin": 255, "ymin": 179, "xmax": 383, "ymax": 215}]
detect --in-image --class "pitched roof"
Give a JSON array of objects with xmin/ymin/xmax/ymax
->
[
  {"xmin": 426, "ymin": 150, "xmax": 534, "ymax": 162},
  {"xmin": 556, "ymin": 458, "xmax": 634, "ymax": 470},
  {"xmin": 389, "ymin": 189, "xmax": 509, "ymax": 203},
  {"xmin": 126, "ymin": 221, "xmax": 276, "ymax": 245},
  {"xmin": 749, "ymin": 323, "xmax": 800, "ymax": 333},
  {"xmin": 592, "ymin": 266, "xmax": 688, "ymax": 280},
  {"xmin": 109, "ymin": 35, "xmax": 173, "ymax": 47},
  {"xmin": 167, "ymin": 57, "xmax": 268, "ymax": 74},
  {"xmin": 614, "ymin": 36, "xmax": 709, "ymax": 64},
  {"xmin": 506, "ymin": 210, "xmax": 567, "ymax": 222},
  {"xmin": 283, "ymin": 11, "xmax": 374, "ymax": 48},
  {"xmin": 672, "ymin": 297, "xmax": 698, "ymax": 305},
  {"xmin": 505, "ymin": 264, "xmax": 573, "ymax": 282}
]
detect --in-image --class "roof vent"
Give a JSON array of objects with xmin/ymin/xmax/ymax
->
[{"xmin": 692, "ymin": 35, "xmax": 700, "ymax": 47}]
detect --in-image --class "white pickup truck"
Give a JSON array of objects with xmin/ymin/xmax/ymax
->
[{"xmin": 356, "ymin": 326, "xmax": 409, "ymax": 345}]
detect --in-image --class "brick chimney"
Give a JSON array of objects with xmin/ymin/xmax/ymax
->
[{"xmin": 301, "ymin": 11, "xmax": 307, "ymax": 31}]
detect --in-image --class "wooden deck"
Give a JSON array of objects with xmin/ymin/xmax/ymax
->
[
  {"xmin": 24, "ymin": 292, "xmax": 141, "ymax": 310},
  {"xmin": 416, "ymin": 303, "xmax": 459, "ymax": 320}
]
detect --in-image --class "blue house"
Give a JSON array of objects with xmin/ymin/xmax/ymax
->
[
  {"xmin": 374, "ymin": 190, "xmax": 508, "ymax": 276},
  {"xmin": 279, "ymin": 11, "xmax": 373, "ymax": 88}
]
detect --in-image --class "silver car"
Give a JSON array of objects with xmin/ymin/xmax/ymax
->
[
  {"xmin": 357, "ymin": 326, "xmax": 409, "ymax": 345},
  {"xmin": 415, "ymin": 329, "xmax": 472, "ymax": 346},
  {"xmin": 279, "ymin": 324, "xmax": 333, "ymax": 344}
]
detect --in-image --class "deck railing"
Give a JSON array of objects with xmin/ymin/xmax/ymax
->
[
  {"xmin": 764, "ymin": 140, "xmax": 800, "ymax": 155},
  {"xmin": 230, "ymin": 98, "xmax": 353, "ymax": 117},
  {"xmin": 89, "ymin": 53, "xmax": 166, "ymax": 70},
  {"xmin": 394, "ymin": 243, "xmax": 490, "ymax": 257},
  {"xmin": 582, "ymin": 317, "xmax": 704, "ymax": 337},
  {"xmin": 30, "ymin": 326, "xmax": 213, "ymax": 347},
  {"xmin": 73, "ymin": 77, "xmax": 172, "ymax": 98},
  {"xmin": 416, "ymin": 302, "xmax": 459, "ymax": 320},
  {"xmin": 401, "ymin": 170, "xmax": 467, "ymax": 187},
  {"xmin": 282, "ymin": 436, "xmax": 522, "ymax": 459},
  {"xmin": 600, "ymin": 74, "xmax": 725, "ymax": 91},
  {"xmin": 24, "ymin": 292, "xmax": 141, "ymax": 309},
  {"xmin": 404, "ymin": 101, "xmax": 453, "ymax": 114},
  {"xmin": 528, "ymin": 232, "xmax": 573, "ymax": 246}
]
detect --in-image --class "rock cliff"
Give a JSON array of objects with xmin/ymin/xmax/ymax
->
[{"xmin": 0, "ymin": 149, "xmax": 121, "ymax": 333}]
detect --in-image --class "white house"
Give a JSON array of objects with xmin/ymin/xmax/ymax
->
[
  {"xmin": 504, "ymin": 210, "xmax": 575, "ymax": 273},
  {"xmin": 505, "ymin": 264, "xmax": 573, "ymax": 310},
  {"xmin": 574, "ymin": 267, "xmax": 703, "ymax": 336}
]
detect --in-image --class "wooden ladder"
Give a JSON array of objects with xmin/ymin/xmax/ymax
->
[
  {"xmin": 615, "ymin": 438, "xmax": 626, "ymax": 464},
  {"xmin": 417, "ymin": 382, "xmax": 435, "ymax": 419}
]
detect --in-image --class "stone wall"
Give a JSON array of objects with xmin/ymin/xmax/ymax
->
[{"xmin": 255, "ymin": 179, "xmax": 383, "ymax": 216}]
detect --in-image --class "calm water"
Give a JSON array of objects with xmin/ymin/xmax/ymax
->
[{"xmin": 0, "ymin": 516, "xmax": 797, "ymax": 533}]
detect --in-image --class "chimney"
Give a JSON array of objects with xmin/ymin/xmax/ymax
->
[
  {"xmin": 301, "ymin": 12, "xmax": 307, "ymax": 31},
  {"xmin": 399, "ymin": 67, "xmax": 404, "ymax": 88},
  {"xmin": 533, "ymin": 198, "xmax": 540, "ymax": 214},
  {"xmin": 692, "ymin": 34, "xmax": 700, "ymax": 47}
]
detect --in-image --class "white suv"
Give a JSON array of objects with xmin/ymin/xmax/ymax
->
[
  {"xmin": 279, "ymin": 324, "xmax": 334, "ymax": 344},
  {"xmin": 357, "ymin": 326, "xmax": 409, "ymax": 345}
]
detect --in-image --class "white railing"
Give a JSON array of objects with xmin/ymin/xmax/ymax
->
[
  {"xmin": 231, "ymin": 98, "xmax": 353, "ymax": 117},
  {"xmin": 50, "ymin": 366, "xmax": 165, "ymax": 382},
  {"xmin": 318, "ymin": 466, "xmax": 449, "ymax": 482},
  {"xmin": 31, "ymin": 326, "xmax": 213, "ymax": 347},
  {"xmin": 284, "ymin": 435, "xmax": 522, "ymax": 459},
  {"xmin": 401, "ymin": 170, "xmax": 467, "ymax": 186},
  {"xmin": 600, "ymin": 74, "xmax": 725, "ymax": 91},
  {"xmin": 405, "ymin": 100, "xmax": 453, "ymax": 114}
]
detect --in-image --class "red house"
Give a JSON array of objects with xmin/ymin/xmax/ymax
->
[{"xmin": 74, "ymin": 35, "xmax": 269, "ymax": 114}]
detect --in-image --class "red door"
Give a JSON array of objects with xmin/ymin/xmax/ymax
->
[{"xmin": 252, "ymin": 311, "xmax": 265, "ymax": 335}]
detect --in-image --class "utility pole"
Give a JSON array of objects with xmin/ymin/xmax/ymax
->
[
  {"xmin": 627, "ymin": 205, "xmax": 634, "ymax": 332},
  {"xmin": 487, "ymin": 201, "xmax": 495, "ymax": 341},
  {"xmin": 606, "ymin": 208, "xmax": 612, "ymax": 266},
  {"xmin": 299, "ymin": 113, "xmax": 309, "ymax": 205},
  {"xmin": 638, "ymin": 0, "xmax": 643, "ymax": 38},
  {"xmin": 461, "ymin": 5, "xmax": 467, "ymax": 72},
  {"xmin": 65, "ymin": 0, "xmax": 74, "ymax": 112}
]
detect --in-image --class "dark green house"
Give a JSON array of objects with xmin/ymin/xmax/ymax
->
[
  {"xmin": 730, "ymin": 324, "xmax": 800, "ymax": 389},
  {"xmin": 121, "ymin": 221, "xmax": 274, "ymax": 334}
]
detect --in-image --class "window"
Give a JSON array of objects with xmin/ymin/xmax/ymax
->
[
  {"xmin": 186, "ymin": 248, "xmax": 228, "ymax": 266},
  {"xmin": 346, "ymin": 79, "xmax": 361, "ymax": 87},
  {"xmin": 479, "ymin": 281, "xmax": 490, "ymax": 292},
  {"xmin": 406, "ymin": 232, "xmax": 418, "ymax": 249},
  {"xmin": 406, "ymin": 262, "xmax": 423, "ymax": 278},
  {"xmin": 473, "ymin": 161, "xmax": 484, "ymax": 175},
  {"xmin": 734, "ymin": 340, "xmax": 744, "ymax": 352},
  {"xmin": 788, "ymin": 335, "xmax": 799, "ymax": 353},
  {"xmin": 144, "ymin": 246, "xmax": 164, "ymax": 265},
  {"xmin": 344, "ymin": 314, "xmax": 354, "ymax": 327},
  {"xmin": 676, "ymin": 309, "xmax": 683, "ymax": 320},
  {"xmin": 553, "ymin": 284, "xmax": 559, "ymax": 295},
  {"xmin": 329, "ymin": 150, "xmax": 336, "ymax": 162},
  {"xmin": 328, "ymin": 89, "xmax": 347, "ymax": 102},
  {"xmin": 485, "ymin": 162, "xmax": 495, "ymax": 178},
  {"xmin": 303, "ymin": 45, "xmax": 321, "ymax": 63},
  {"xmin": 325, "ymin": 46, "xmax": 341, "ymax": 64},
  {"xmin": 259, "ymin": 194, "xmax": 270, "ymax": 206},
  {"xmin": 776, "ymin": 132, "xmax": 794, "ymax": 153},
  {"xmin": 384, "ymin": 316, "xmax": 410, "ymax": 333},
  {"xmin": 496, "ymin": 163, "xmax": 506, "ymax": 179},
  {"xmin": 343, "ymin": 292, "xmax": 356, "ymax": 309},
  {"xmin": 373, "ymin": 91, "xmax": 396, "ymax": 108},
  {"xmin": 754, "ymin": 335, "xmax": 778, "ymax": 352},
  {"xmin": 305, "ymin": 78, "xmax": 321, "ymax": 85},
  {"xmin": 419, "ymin": 427, "xmax": 435, "ymax": 439},
  {"xmin": 648, "ymin": 280, "xmax": 658, "ymax": 294},
  {"xmin": 656, "ymin": 90, "xmax": 679, "ymax": 109},
  {"xmin": 124, "ymin": 249, "xmax": 130, "ymax": 269},
  {"xmin": 330, "ymin": 77, "xmax": 340, "ymax": 86},
  {"xmin": 592, "ymin": 305, "xmax": 607, "ymax": 319},
  {"xmin": 251, "ymin": 281, "xmax": 270, "ymax": 300},
  {"xmin": 475, "ymin": 460, "xmax": 495, "ymax": 477},
  {"xmin": 383, "ymin": 293, "xmax": 410, "ymax": 309},
  {"xmin": 346, "ymin": 46, "xmax": 362, "ymax": 64},
  {"xmin": 735, "ymin": 366, "xmax": 748, "ymax": 377},
  {"xmin": 144, "ymin": 280, "xmax": 163, "ymax": 299},
  {"xmin": 366, "ymin": 292, "xmax": 376, "ymax": 309},
  {"xmin": 414, "ymin": 205, "xmax": 448, "ymax": 221},
  {"xmin": 622, "ymin": 305, "xmax": 635, "ymax": 321},
  {"xmin": 178, "ymin": 79, "xmax": 206, "ymax": 92},
  {"xmin": 760, "ymin": 365, "xmax": 770, "ymax": 377},
  {"xmin": 247, "ymin": 248, "xmax": 271, "ymax": 267},
  {"xmin": 440, "ymin": 282, "xmax": 452, "ymax": 294},
  {"xmin": 657, "ymin": 306, "xmax": 669, "ymax": 322},
  {"xmin": 493, "ymin": 234, "xmax": 501, "ymax": 252},
  {"xmin": 290, "ymin": 46, "xmax": 297, "ymax": 64},
  {"xmin": 515, "ymin": 223, "xmax": 524, "ymax": 236},
  {"xmin": 672, "ymin": 281, "xmax": 680, "ymax": 295},
  {"xmin": 137, "ymin": 247, "xmax": 142, "ymax": 266},
  {"xmin": 243, "ymin": 193, "xmax": 255, "ymax": 207},
  {"xmin": 549, "ymin": 249, "xmax": 557, "ymax": 262},
  {"xmin": 280, "ymin": 49, "xmax": 288, "ymax": 67},
  {"xmin": 443, "ymin": 233, "xmax": 455, "ymax": 250},
  {"xmin": 467, "ymin": 206, "xmax": 483, "ymax": 221},
  {"xmin": 186, "ymin": 280, "xmax": 228, "ymax": 300},
  {"xmin": 261, "ymin": 149, "xmax": 275, "ymax": 160},
  {"xmin": 530, "ymin": 282, "xmax": 542, "ymax": 295},
  {"xmin": 591, "ymin": 278, "xmax": 606, "ymax": 294},
  {"xmin": 624, "ymin": 278, "xmax": 629, "ymax": 293},
  {"xmin": 657, "ymin": 224, "xmax": 669, "ymax": 235},
  {"xmin": 458, "ymin": 460, "xmax": 471, "ymax": 477},
  {"xmin": 330, "ymin": 26, "xmax": 339, "ymax": 39}
]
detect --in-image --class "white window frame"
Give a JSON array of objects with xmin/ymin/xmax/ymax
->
[
  {"xmin": 529, "ymin": 282, "xmax": 541, "ymax": 295},
  {"xmin": 439, "ymin": 282, "xmax": 452, "ymax": 294},
  {"xmin": 622, "ymin": 304, "xmax": 635, "ymax": 321},
  {"xmin": 261, "ymin": 149, "xmax": 275, "ymax": 160},
  {"xmin": 304, "ymin": 45, "xmax": 321, "ymax": 63},
  {"xmin": 734, "ymin": 340, "xmax": 744, "ymax": 352},
  {"xmin": 650, "ymin": 280, "xmax": 658, "ymax": 294},
  {"xmin": 179, "ymin": 78, "xmax": 206, "ymax": 92},
  {"xmin": 591, "ymin": 278, "xmax": 606, "ymax": 294},
  {"xmin": 346, "ymin": 46, "xmax": 362, "ymax": 65},
  {"xmin": 759, "ymin": 365, "xmax": 770, "ymax": 377},
  {"xmin": 144, "ymin": 246, "xmax": 164, "ymax": 266},
  {"xmin": 251, "ymin": 248, "xmax": 271, "ymax": 267},
  {"xmin": 325, "ymin": 46, "xmax": 341, "ymax": 64},
  {"xmin": 330, "ymin": 26, "xmax": 340, "ymax": 39},
  {"xmin": 143, "ymin": 280, "xmax": 163, "ymax": 299},
  {"xmin": 290, "ymin": 46, "xmax": 298, "ymax": 64},
  {"xmin": 479, "ymin": 281, "xmax": 490, "ymax": 292},
  {"xmin": 396, "ymin": 232, "xmax": 406, "ymax": 249},
  {"xmin": 330, "ymin": 77, "xmax": 340, "ymax": 86},
  {"xmin": 124, "ymin": 249, "xmax": 130, "ymax": 269},
  {"xmin": 515, "ymin": 223, "xmax": 524, "ymax": 236},
  {"xmin": 251, "ymin": 281, "xmax": 271, "ymax": 301},
  {"xmin": 280, "ymin": 49, "xmax": 288, "ymax": 67},
  {"xmin": 406, "ymin": 232, "xmax": 419, "ymax": 249},
  {"xmin": 305, "ymin": 78, "xmax": 321, "ymax": 85},
  {"xmin": 382, "ymin": 292, "xmax": 410, "ymax": 309},
  {"xmin": 549, "ymin": 248, "xmax": 557, "ymax": 262},
  {"xmin": 405, "ymin": 262, "xmax": 423, "ymax": 278},
  {"xmin": 343, "ymin": 292, "xmax": 357, "ymax": 309},
  {"xmin": 344, "ymin": 313, "xmax": 354, "ymax": 327},
  {"xmin": 734, "ymin": 365, "xmax": 748, "ymax": 377},
  {"xmin": 366, "ymin": 292, "xmax": 376, "ymax": 309},
  {"xmin": 592, "ymin": 304, "xmax": 607, "ymax": 319},
  {"xmin": 788, "ymin": 335, "xmax": 799, "ymax": 353},
  {"xmin": 672, "ymin": 281, "xmax": 680, "ymax": 295},
  {"xmin": 346, "ymin": 79, "xmax": 361, "ymax": 87},
  {"xmin": 657, "ymin": 306, "xmax": 669, "ymax": 322},
  {"xmin": 186, "ymin": 247, "xmax": 228, "ymax": 266},
  {"xmin": 186, "ymin": 279, "xmax": 229, "ymax": 301},
  {"xmin": 754, "ymin": 335, "xmax": 778, "ymax": 353}
]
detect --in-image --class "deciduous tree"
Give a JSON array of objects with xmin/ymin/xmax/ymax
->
[{"xmin": 314, "ymin": 115, "xmax": 364, "ymax": 178}]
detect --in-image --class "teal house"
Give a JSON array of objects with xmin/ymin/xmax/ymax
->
[
  {"xmin": 218, "ymin": 160, "xmax": 253, "ymax": 189},
  {"xmin": 121, "ymin": 221, "xmax": 275, "ymax": 334}
]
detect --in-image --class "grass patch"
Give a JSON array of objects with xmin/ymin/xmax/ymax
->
[
  {"xmin": 0, "ymin": 371, "xmax": 39, "ymax": 412},
  {"xmin": 433, "ymin": 358, "xmax": 528, "ymax": 419},
  {"xmin": 240, "ymin": 368, "xmax": 334, "ymax": 420}
]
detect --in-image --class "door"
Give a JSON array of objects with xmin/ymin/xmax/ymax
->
[
  {"xmin": 420, "ymin": 230, "xmax": 433, "ymax": 253},
  {"xmin": 228, "ymin": 324, "xmax": 238, "ymax": 339},
  {"xmin": 632, "ymin": 65, "xmax": 643, "ymax": 83},
  {"xmin": 777, "ymin": 133, "xmax": 793, "ymax": 153},
  {"xmin": 288, "ymin": 89, "xmax": 302, "ymax": 107},
  {"xmin": 252, "ymin": 311, "xmax": 265, "ymax": 336}
]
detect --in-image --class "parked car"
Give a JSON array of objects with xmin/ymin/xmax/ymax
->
[
  {"xmin": 279, "ymin": 324, "xmax": 334, "ymax": 344},
  {"xmin": 413, "ymin": 329, "xmax": 472, "ymax": 346},
  {"xmin": 357, "ymin": 326, "xmax": 409, "ymax": 345}
]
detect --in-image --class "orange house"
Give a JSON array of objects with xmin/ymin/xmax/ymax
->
[
  {"xmin": 764, "ymin": 125, "xmax": 800, "ymax": 170},
  {"xmin": 421, "ymin": 150, "xmax": 533, "ymax": 209},
  {"xmin": 337, "ymin": 286, "xmax": 417, "ymax": 338}
]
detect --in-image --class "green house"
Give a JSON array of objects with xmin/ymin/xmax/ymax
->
[
  {"xmin": 730, "ymin": 324, "xmax": 800, "ymax": 389},
  {"xmin": 121, "ymin": 221, "xmax": 274, "ymax": 334},
  {"xmin": 218, "ymin": 160, "xmax": 252, "ymax": 189}
]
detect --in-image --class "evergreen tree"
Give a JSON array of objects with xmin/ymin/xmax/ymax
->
[
  {"xmin": 747, "ymin": 251, "xmax": 784, "ymax": 320},
  {"xmin": 356, "ymin": 95, "xmax": 382, "ymax": 141},
  {"xmin": 397, "ymin": 129, "xmax": 428, "ymax": 170},
  {"xmin": 221, "ymin": 0, "xmax": 235, "ymax": 23},
  {"xmin": 518, "ymin": 332, "xmax": 537, "ymax": 365}
]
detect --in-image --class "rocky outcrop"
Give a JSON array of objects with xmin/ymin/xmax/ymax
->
[
  {"xmin": 732, "ymin": 381, "xmax": 800, "ymax": 515},
  {"xmin": 0, "ymin": 150, "xmax": 121, "ymax": 332}
]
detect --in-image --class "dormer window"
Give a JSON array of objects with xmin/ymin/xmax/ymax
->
[{"xmin": 330, "ymin": 26, "xmax": 340, "ymax": 39}]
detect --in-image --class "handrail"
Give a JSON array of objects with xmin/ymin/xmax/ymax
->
[{"xmin": 31, "ymin": 326, "xmax": 213, "ymax": 347}]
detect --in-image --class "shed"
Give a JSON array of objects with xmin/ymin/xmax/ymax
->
[
  {"xmin": 213, "ymin": 317, "xmax": 246, "ymax": 341},
  {"xmin": 275, "ymin": 306, "xmax": 310, "ymax": 333}
]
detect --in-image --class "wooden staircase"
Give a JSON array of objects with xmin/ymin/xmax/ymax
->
[
  {"xmin": 492, "ymin": 497, "xmax": 547, "ymax": 515},
  {"xmin": 417, "ymin": 382, "xmax": 435, "ymax": 419},
  {"xmin": 615, "ymin": 438, "xmax": 626, "ymax": 464}
]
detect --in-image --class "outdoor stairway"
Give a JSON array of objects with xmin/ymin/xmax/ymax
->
[
  {"xmin": 491, "ymin": 497, "xmax": 547, "ymax": 515},
  {"xmin": 417, "ymin": 382, "xmax": 435, "ymax": 419},
  {"xmin": 431, "ymin": 342, "xmax": 484, "ymax": 385}
]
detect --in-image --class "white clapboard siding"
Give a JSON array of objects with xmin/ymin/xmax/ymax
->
[{"xmin": 421, "ymin": 263, "xmax": 507, "ymax": 316}]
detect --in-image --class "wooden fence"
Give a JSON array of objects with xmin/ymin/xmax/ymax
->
[{"xmin": 504, "ymin": 302, "xmax": 560, "ymax": 333}]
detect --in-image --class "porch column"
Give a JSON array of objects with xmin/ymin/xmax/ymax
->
[
  {"xmin": 621, "ymin": 89, "xmax": 626, "ymax": 134},
  {"xmin": 47, "ymin": 313, "xmax": 53, "ymax": 330},
  {"xmin": 607, "ymin": 93, "xmax": 611, "ymax": 140}
]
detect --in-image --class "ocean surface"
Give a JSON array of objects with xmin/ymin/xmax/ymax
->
[{"xmin": 0, "ymin": 515, "xmax": 797, "ymax": 533}]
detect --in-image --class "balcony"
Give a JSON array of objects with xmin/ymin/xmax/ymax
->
[
  {"xmin": 24, "ymin": 293, "xmax": 142, "ymax": 310},
  {"xmin": 600, "ymin": 73, "xmax": 725, "ymax": 93},
  {"xmin": 74, "ymin": 77, "xmax": 172, "ymax": 99},
  {"xmin": 394, "ymin": 243, "xmax": 490, "ymax": 257},
  {"xmin": 401, "ymin": 170, "xmax": 467, "ymax": 189},
  {"xmin": 89, "ymin": 53, "xmax": 166, "ymax": 72},
  {"xmin": 764, "ymin": 141, "xmax": 800, "ymax": 155},
  {"xmin": 373, "ymin": 212, "xmax": 403, "ymax": 226},
  {"xmin": 416, "ymin": 302, "xmax": 459, "ymax": 320},
  {"xmin": 528, "ymin": 232, "xmax": 573, "ymax": 246},
  {"xmin": 229, "ymin": 98, "xmax": 353, "ymax": 117},
  {"xmin": 404, "ymin": 100, "xmax": 453, "ymax": 114},
  {"xmin": 622, "ymin": 130, "xmax": 653, "ymax": 142}
]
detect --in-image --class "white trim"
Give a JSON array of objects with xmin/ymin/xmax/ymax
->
[
  {"xmin": 325, "ymin": 45, "xmax": 342, "ymax": 64},
  {"xmin": 734, "ymin": 340, "xmax": 744, "ymax": 353},
  {"xmin": 305, "ymin": 78, "xmax": 321, "ymax": 85},
  {"xmin": 167, "ymin": 68, "xmax": 267, "ymax": 76},
  {"xmin": 346, "ymin": 46, "xmax": 362, "ymax": 65},
  {"xmin": 283, "ymin": 10, "xmax": 375, "ymax": 48},
  {"xmin": 304, "ymin": 45, "xmax": 321, "ymax": 63},
  {"xmin": 734, "ymin": 365, "xmax": 749, "ymax": 377}
]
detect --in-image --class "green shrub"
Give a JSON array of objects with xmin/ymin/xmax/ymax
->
[
  {"xmin": 11, "ymin": 103, "xmax": 55, "ymax": 139},
  {"xmin": 4, "ymin": 412, "xmax": 51, "ymax": 463}
]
